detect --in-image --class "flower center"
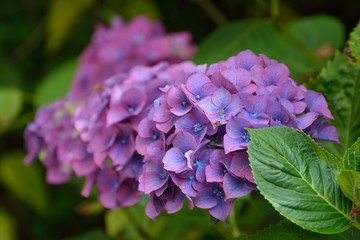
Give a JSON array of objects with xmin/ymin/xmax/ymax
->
[
  {"xmin": 160, "ymin": 170, "xmax": 168, "ymax": 179},
  {"xmin": 195, "ymin": 94, "xmax": 201, "ymax": 100},
  {"xmin": 128, "ymin": 107, "xmax": 135, "ymax": 113},
  {"xmin": 152, "ymin": 133, "xmax": 159, "ymax": 140},
  {"xmin": 213, "ymin": 188, "xmax": 223, "ymax": 198},
  {"xmin": 181, "ymin": 100, "xmax": 187, "ymax": 107},
  {"xmin": 242, "ymin": 132, "xmax": 251, "ymax": 142},
  {"xmin": 193, "ymin": 123, "xmax": 202, "ymax": 133},
  {"xmin": 120, "ymin": 138, "xmax": 127, "ymax": 145},
  {"xmin": 218, "ymin": 109, "xmax": 226, "ymax": 120}
]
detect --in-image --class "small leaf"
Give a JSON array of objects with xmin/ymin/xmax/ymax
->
[
  {"xmin": 348, "ymin": 21, "xmax": 360, "ymax": 65},
  {"xmin": 241, "ymin": 221, "xmax": 360, "ymax": 240},
  {"xmin": 344, "ymin": 137, "xmax": 360, "ymax": 171},
  {"xmin": 0, "ymin": 88, "xmax": 23, "ymax": 126},
  {"xmin": 0, "ymin": 153, "xmax": 50, "ymax": 216},
  {"xmin": 0, "ymin": 208, "xmax": 16, "ymax": 240},
  {"xmin": 35, "ymin": 58, "xmax": 77, "ymax": 106},
  {"xmin": 338, "ymin": 170, "xmax": 360, "ymax": 206},
  {"xmin": 46, "ymin": 0, "xmax": 95, "ymax": 52},
  {"xmin": 308, "ymin": 52, "xmax": 360, "ymax": 159},
  {"xmin": 288, "ymin": 15, "xmax": 345, "ymax": 59},
  {"xmin": 247, "ymin": 127, "xmax": 352, "ymax": 234}
]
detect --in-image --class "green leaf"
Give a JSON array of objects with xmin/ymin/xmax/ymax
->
[
  {"xmin": 193, "ymin": 20, "xmax": 315, "ymax": 80},
  {"xmin": 344, "ymin": 138, "xmax": 360, "ymax": 171},
  {"xmin": 288, "ymin": 15, "xmax": 345, "ymax": 59},
  {"xmin": 241, "ymin": 221, "xmax": 360, "ymax": 240},
  {"xmin": 348, "ymin": 21, "xmax": 360, "ymax": 65},
  {"xmin": 247, "ymin": 127, "xmax": 352, "ymax": 234},
  {"xmin": 0, "ymin": 153, "xmax": 50, "ymax": 216},
  {"xmin": 0, "ymin": 87, "xmax": 23, "ymax": 126},
  {"xmin": 308, "ymin": 52, "xmax": 360, "ymax": 159},
  {"xmin": 338, "ymin": 170, "xmax": 360, "ymax": 206},
  {"xmin": 35, "ymin": 58, "xmax": 77, "ymax": 106},
  {"xmin": 107, "ymin": 0, "xmax": 160, "ymax": 20},
  {"xmin": 0, "ymin": 208, "xmax": 16, "ymax": 240},
  {"xmin": 46, "ymin": 0, "xmax": 95, "ymax": 52}
]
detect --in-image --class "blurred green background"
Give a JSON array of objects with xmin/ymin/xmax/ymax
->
[{"xmin": 0, "ymin": 0, "xmax": 359, "ymax": 239}]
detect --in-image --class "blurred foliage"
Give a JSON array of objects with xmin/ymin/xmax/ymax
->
[{"xmin": 1, "ymin": 0, "xmax": 360, "ymax": 239}]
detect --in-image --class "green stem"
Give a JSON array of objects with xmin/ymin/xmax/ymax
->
[
  {"xmin": 229, "ymin": 207, "xmax": 240, "ymax": 238},
  {"xmin": 122, "ymin": 208, "xmax": 151, "ymax": 239},
  {"xmin": 195, "ymin": 0, "xmax": 228, "ymax": 26}
]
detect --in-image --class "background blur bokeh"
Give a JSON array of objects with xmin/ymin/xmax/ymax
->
[{"xmin": 1, "ymin": 0, "xmax": 359, "ymax": 239}]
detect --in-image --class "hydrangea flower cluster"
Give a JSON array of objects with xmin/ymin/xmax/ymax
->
[
  {"xmin": 135, "ymin": 50, "xmax": 338, "ymax": 221},
  {"xmin": 70, "ymin": 16, "xmax": 195, "ymax": 100},
  {"xmin": 24, "ymin": 15, "xmax": 338, "ymax": 222},
  {"xmin": 24, "ymin": 16, "xmax": 195, "ymax": 186}
]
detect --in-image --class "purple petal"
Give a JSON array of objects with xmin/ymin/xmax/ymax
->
[
  {"xmin": 223, "ymin": 173, "xmax": 252, "ymax": 200},
  {"xmin": 205, "ymin": 165, "xmax": 224, "ymax": 183},
  {"xmin": 296, "ymin": 112, "xmax": 318, "ymax": 130},
  {"xmin": 212, "ymin": 87, "xmax": 231, "ymax": 107},
  {"xmin": 107, "ymin": 106, "xmax": 130, "ymax": 126},
  {"xmin": 162, "ymin": 147, "xmax": 189, "ymax": 173},
  {"xmin": 305, "ymin": 91, "xmax": 333, "ymax": 119},
  {"xmin": 208, "ymin": 198, "xmax": 233, "ymax": 222},
  {"xmin": 172, "ymin": 131, "xmax": 197, "ymax": 152},
  {"xmin": 143, "ymin": 172, "xmax": 169, "ymax": 194},
  {"xmin": 194, "ymin": 187, "xmax": 218, "ymax": 209}
]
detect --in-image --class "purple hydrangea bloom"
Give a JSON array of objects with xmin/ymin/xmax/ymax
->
[{"xmin": 70, "ymin": 16, "xmax": 196, "ymax": 100}]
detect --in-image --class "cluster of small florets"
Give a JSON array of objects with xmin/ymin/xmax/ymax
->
[
  {"xmin": 70, "ymin": 16, "xmax": 195, "ymax": 100},
  {"xmin": 135, "ymin": 50, "xmax": 338, "ymax": 221},
  {"xmin": 24, "ymin": 16, "xmax": 338, "ymax": 222},
  {"xmin": 24, "ymin": 16, "xmax": 195, "ymax": 188}
]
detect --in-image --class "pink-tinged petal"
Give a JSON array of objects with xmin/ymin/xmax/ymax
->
[
  {"xmin": 305, "ymin": 91, "xmax": 333, "ymax": 119},
  {"xmin": 223, "ymin": 173, "xmax": 252, "ymax": 200},
  {"xmin": 292, "ymin": 101, "xmax": 307, "ymax": 114},
  {"xmin": 108, "ymin": 141, "xmax": 135, "ymax": 166},
  {"xmin": 81, "ymin": 173, "xmax": 96, "ymax": 197},
  {"xmin": 143, "ymin": 172, "xmax": 169, "ymax": 194},
  {"xmin": 186, "ymin": 73, "xmax": 211, "ymax": 94},
  {"xmin": 316, "ymin": 125, "xmax": 339, "ymax": 143},
  {"xmin": 212, "ymin": 87, "xmax": 231, "ymax": 107},
  {"xmin": 205, "ymin": 165, "xmax": 224, "ymax": 182},
  {"xmin": 296, "ymin": 112, "xmax": 318, "ymax": 130},
  {"xmin": 72, "ymin": 158, "xmax": 97, "ymax": 177},
  {"xmin": 225, "ymin": 95, "xmax": 242, "ymax": 117},
  {"xmin": 229, "ymin": 152, "xmax": 250, "ymax": 178},
  {"xmin": 137, "ymin": 117, "xmax": 154, "ymax": 138},
  {"xmin": 172, "ymin": 131, "xmax": 197, "ymax": 152},
  {"xmin": 47, "ymin": 167, "xmax": 71, "ymax": 184},
  {"xmin": 222, "ymin": 69, "xmax": 252, "ymax": 90},
  {"xmin": 170, "ymin": 104, "xmax": 192, "ymax": 116},
  {"xmin": 241, "ymin": 83, "xmax": 257, "ymax": 94},
  {"xmin": 194, "ymin": 187, "xmax": 217, "ymax": 209},
  {"xmin": 162, "ymin": 147, "xmax": 189, "ymax": 173},
  {"xmin": 155, "ymin": 116, "xmax": 177, "ymax": 133},
  {"xmin": 264, "ymin": 63, "xmax": 290, "ymax": 86},
  {"xmin": 226, "ymin": 116, "xmax": 251, "ymax": 139},
  {"xmin": 107, "ymin": 106, "xmax": 130, "ymax": 126},
  {"xmin": 165, "ymin": 188, "xmax": 184, "ymax": 214},
  {"xmin": 236, "ymin": 50, "xmax": 260, "ymax": 70},
  {"xmin": 116, "ymin": 179, "xmax": 141, "ymax": 207},
  {"xmin": 135, "ymin": 136, "xmax": 153, "ymax": 155},
  {"xmin": 223, "ymin": 134, "xmax": 243, "ymax": 154},
  {"xmin": 208, "ymin": 199, "xmax": 233, "ymax": 222},
  {"xmin": 99, "ymin": 190, "xmax": 117, "ymax": 209},
  {"xmin": 145, "ymin": 199, "xmax": 161, "ymax": 220}
]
